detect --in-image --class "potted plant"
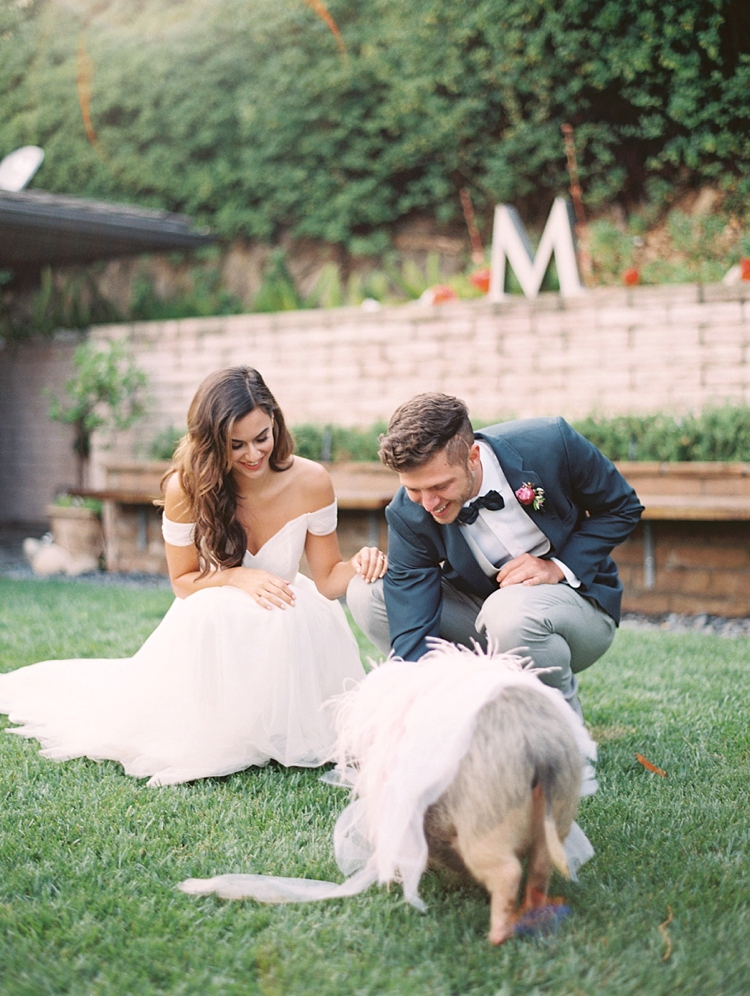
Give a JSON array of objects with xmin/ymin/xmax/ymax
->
[
  {"xmin": 47, "ymin": 338, "xmax": 147, "ymax": 488},
  {"xmin": 39, "ymin": 494, "xmax": 105, "ymax": 575}
]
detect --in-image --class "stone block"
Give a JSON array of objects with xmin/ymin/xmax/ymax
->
[
  {"xmin": 667, "ymin": 592, "xmax": 749, "ymax": 616},
  {"xmin": 696, "ymin": 301, "xmax": 745, "ymax": 325},
  {"xmin": 611, "ymin": 539, "xmax": 642, "ymax": 567},
  {"xmin": 701, "ymin": 478, "xmax": 750, "ymax": 498},
  {"xmin": 621, "ymin": 591, "xmax": 670, "ymax": 614},
  {"xmin": 562, "ymin": 311, "xmax": 600, "ymax": 334},
  {"xmin": 496, "ymin": 315, "xmax": 534, "ymax": 336},
  {"xmin": 597, "ymin": 305, "xmax": 657, "ymax": 329},
  {"xmin": 702, "ymin": 366, "xmax": 750, "ymax": 388},
  {"xmin": 385, "ymin": 340, "xmax": 443, "ymax": 364},
  {"xmin": 701, "ymin": 283, "xmax": 749, "ymax": 304},
  {"xmin": 530, "ymin": 311, "xmax": 567, "ymax": 337},
  {"xmin": 657, "ymin": 567, "xmax": 711, "ymax": 595},
  {"xmin": 701, "ymin": 345, "xmax": 745, "ymax": 367},
  {"xmin": 700, "ymin": 569, "xmax": 750, "ymax": 597},
  {"xmin": 700, "ymin": 324, "xmax": 747, "ymax": 346}
]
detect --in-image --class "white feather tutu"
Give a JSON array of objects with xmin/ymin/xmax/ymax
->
[{"xmin": 180, "ymin": 641, "xmax": 597, "ymax": 908}]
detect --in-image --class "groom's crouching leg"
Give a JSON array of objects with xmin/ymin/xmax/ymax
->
[
  {"xmin": 346, "ymin": 575, "xmax": 391, "ymax": 656},
  {"xmin": 475, "ymin": 585, "xmax": 615, "ymax": 721}
]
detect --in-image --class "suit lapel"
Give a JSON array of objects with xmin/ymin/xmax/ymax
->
[{"xmin": 476, "ymin": 431, "xmax": 565, "ymax": 553}]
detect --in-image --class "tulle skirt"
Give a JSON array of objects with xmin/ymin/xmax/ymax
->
[{"xmin": 0, "ymin": 576, "xmax": 365, "ymax": 786}]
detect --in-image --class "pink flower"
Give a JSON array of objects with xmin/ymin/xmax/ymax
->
[
  {"xmin": 515, "ymin": 485, "xmax": 535, "ymax": 505},
  {"xmin": 515, "ymin": 483, "xmax": 545, "ymax": 511}
]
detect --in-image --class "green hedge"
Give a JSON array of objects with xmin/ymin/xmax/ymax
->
[
  {"xmin": 292, "ymin": 422, "xmax": 388, "ymax": 462},
  {"xmin": 1, "ymin": 0, "xmax": 748, "ymax": 251},
  {"xmin": 289, "ymin": 405, "xmax": 750, "ymax": 463},
  {"xmin": 572, "ymin": 405, "xmax": 750, "ymax": 462}
]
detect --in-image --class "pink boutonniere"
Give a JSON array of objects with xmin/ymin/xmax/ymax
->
[{"xmin": 515, "ymin": 482, "xmax": 545, "ymax": 511}]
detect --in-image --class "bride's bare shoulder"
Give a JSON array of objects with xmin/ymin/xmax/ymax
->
[
  {"xmin": 289, "ymin": 456, "xmax": 335, "ymax": 507},
  {"xmin": 163, "ymin": 472, "xmax": 194, "ymax": 523}
]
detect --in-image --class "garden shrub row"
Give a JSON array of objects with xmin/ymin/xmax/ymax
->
[{"xmin": 289, "ymin": 404, "xmax": 750, "ymax": 463}]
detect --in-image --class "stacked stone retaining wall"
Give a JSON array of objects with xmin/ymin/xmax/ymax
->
[{"xmin": 1, "ymin": 281, "xmax": 749, "ymax": 522}]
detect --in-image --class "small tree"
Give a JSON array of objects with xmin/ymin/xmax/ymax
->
[{"xmin": 48, "ymin": 339, "xmax": 148, "ymax": 487}]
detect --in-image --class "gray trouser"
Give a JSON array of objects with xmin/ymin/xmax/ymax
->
[{"xmin": 346, "ymin": 575, "xmax": 616, "ymax": 720}]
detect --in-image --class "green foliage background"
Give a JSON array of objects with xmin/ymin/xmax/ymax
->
[
  {"xmin": 1, "ymin": 0, "xmax": 749, "ymax": 252},
  {"xmin": 284, "ymin": 405, "xmax": 750, "ymax": 464}
]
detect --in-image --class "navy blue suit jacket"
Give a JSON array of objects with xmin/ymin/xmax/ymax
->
[{"xmin": 383, "ymin": 417, "xmax": 644, "ymax": 661}]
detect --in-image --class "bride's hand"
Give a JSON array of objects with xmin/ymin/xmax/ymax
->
[
  {"xmin": 352, "ymin": 547, "xmax": 388, "ymax": 584},
  {"xmin": 227, "ymin": 568, "xmax": 296, "ymax": 610}
]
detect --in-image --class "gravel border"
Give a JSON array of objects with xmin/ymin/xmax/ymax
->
[
  {"xmin": 620, "ymin": 611, "xmax": 750, "ymax": 638},
  {"xmin": 0, "ymin": 562, "xmax": 173, "ymax": 590}
]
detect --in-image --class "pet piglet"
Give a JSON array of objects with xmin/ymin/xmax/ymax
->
[
  {"xmin": 178, "ymin": 646, "xmax": 595, "ymax": 944},
  {"xmin": 423, "ymin": 684, "xmax": 582, "ymax": 944}
]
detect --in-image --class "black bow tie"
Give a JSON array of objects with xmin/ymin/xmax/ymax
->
[{"xmin": 456, "ymin": 489, "xmax": 505, "ymax": 524}]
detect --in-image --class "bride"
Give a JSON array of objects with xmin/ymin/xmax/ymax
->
[{"xmin": 0, "ymin": 367, "xmax": 386, "ymax": 786}]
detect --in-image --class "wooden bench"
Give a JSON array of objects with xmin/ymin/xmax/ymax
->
[
  {"xmin": 326, "ymin": 463, "xmax": 398, "ymax": 554},
  {"xmin": 67, "ymin": 459, "xmax": 750, "ymax": 617}
]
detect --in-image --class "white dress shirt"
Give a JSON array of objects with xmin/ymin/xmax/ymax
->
[{"xmin": 458, "ymin": 440, "xmax": 580, "ymax": 587}]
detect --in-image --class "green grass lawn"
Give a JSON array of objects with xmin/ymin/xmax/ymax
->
[{"xmin": 0, "ymin": 577, "xmax": 749, "ymax": 996}]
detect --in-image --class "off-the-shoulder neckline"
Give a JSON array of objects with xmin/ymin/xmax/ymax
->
[{"xmin": 163, "ymin": 500, "xmax": 336, "ymax": 557}]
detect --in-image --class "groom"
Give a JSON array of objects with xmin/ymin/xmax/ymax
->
[{"xmin": 347, "ymin": 393, "xmax": 644, "ymax": 720}]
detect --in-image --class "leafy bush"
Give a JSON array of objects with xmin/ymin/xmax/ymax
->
[
  {"xmin": 588, "ymin": 221, "xmax": 636, "ymax": 283},
  {"xmin": 253, "ymin": 250, "xmax": 302, "ymax": 313},
  {"xmin": 292, "ymin": 422, "xmax": 388, "ymax": 462},
  {"xmin": 571, "ymin": 405, "xmax": 750, "ymax": 462},
  {"xmin": 2, "ymin": 0, "xmax": 748, "ymax": 252},
  {"xmin": 51, "ymin": 494, "xmax": 104, "ymax": 516},
  {"xmin": 292, "ymin": 406, "xmax": 750, "ymax": 463},
  {"xmin": 149, "ymin": 425, "xmax": 186, "ymax": 461},
  {"xmin": 0, "ymin": 266, "xmax": 121, "ymax": 340},
  {"xmin": 129, "ymin": 254, "xmax": 243, "ymax": 322}
]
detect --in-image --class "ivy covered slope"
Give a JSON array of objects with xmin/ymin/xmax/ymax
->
[{"xmin": 1, "ymin": 0, "xmax": 749, "ymax": 252}]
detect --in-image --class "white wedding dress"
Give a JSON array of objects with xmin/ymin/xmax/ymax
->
[{"xmin": 0, "ymin": 502, "xmax": 365, "ymax": 786}]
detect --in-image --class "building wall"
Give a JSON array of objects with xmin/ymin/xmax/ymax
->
[{"xmin": 0, "ymin": 333, "xmax": 81, "ymax": 525}]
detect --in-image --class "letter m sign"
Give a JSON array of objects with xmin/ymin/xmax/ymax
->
[{"xmin": 488, "ymin": 197, "xmax": 584, "ymax": 301}]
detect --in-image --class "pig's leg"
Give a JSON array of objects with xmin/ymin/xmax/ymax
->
[
  {"xmin": 522, "ymin": 846, "xmax": 553, "ymax": 912},
  {"xmin": 521, "ymin": 784, "xmax": 554, "ymax": 911},
  {"xmin": 454, "ymin": 806, "xmax": 531, "ymax": 945},
  {"xmin": 485, "ymin": 856, "xmax": 524, "ymax": 945}
]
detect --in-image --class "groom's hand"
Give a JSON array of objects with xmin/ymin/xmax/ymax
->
[{"xmin": 496, "ymin": 554, "xmax": 564, "ymax": 588}]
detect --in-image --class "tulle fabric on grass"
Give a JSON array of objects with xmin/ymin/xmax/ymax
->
[{"xmin": 180, "ymin": 643, "xmax": 597, "ymax": 909}]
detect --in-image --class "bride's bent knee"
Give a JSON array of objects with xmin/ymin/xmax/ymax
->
[{"xmin": 181, "ymin": 586, "xmax": 253, "ymax": 609}]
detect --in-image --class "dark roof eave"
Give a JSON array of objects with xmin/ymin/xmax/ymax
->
[{"xmin": 0, "ymin": 189, "xmax": 215, "ymax": 268}]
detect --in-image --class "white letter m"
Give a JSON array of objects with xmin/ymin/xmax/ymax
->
[{"xmin": 488, "ymin": 197, "xmax": 584, "ymax": 301}]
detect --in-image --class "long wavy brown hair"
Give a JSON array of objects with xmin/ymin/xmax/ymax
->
[{"xmin": 163, "ymin": 367, "xmax": 294, "ymax": 573}]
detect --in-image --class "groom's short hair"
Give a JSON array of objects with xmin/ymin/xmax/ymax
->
[{"xmin": 379, "ymin": 393, "xmax": 474, "ymax": 471}]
